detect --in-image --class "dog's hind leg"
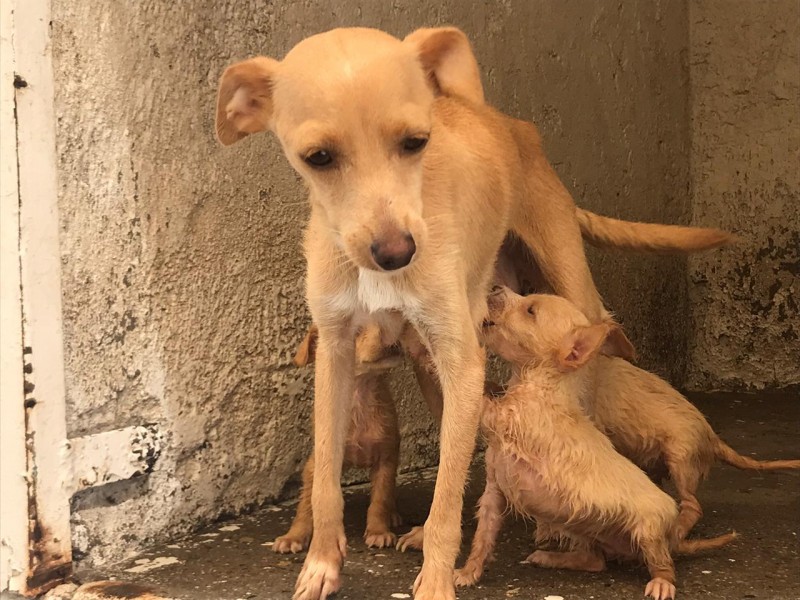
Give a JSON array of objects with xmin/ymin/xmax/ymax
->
[
  {"xmin": 364, "ymin": 453, "xmax": 400, "ymax": 548},
  {"xmin": 508, "ymin": 121, "xmax": 605, "ymax": 323},
  {"xmin": 667, "ymin": 457, "xmax": 704, "ymax": 540},
  {"xmin": 525, "ymin": 547, "xmax": 606, "ymax": 573},
  {"xmin": 365, "ymin": 388, "xmax": 402, "ymax": 548},
  {"xmin": 274, "ymin": 457, "xmax": 315, "ymax": 553}
]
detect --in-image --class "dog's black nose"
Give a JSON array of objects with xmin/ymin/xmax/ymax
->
[{"xmin": 371, "ymin": 232, "xmax": 416, "ymax": 271}]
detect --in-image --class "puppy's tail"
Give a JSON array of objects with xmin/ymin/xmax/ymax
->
[
  {"xmin": 576, "ymin": 208, "xmax": 737, "ymax": 254},
  {"xmin": 675, "ymin": 531, "xmax": 738, "ymax": 555},
  {"xmin": 716, "ymin": 440, "xmax": 800, "ymax": 470}
]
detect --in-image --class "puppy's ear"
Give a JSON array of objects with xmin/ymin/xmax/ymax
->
[
  {"xmin": 215, "ymin": 56, "xmax": 279, "ymax": 146},
  {"xmin": 556, "ymin": 323, "xmax": 611, "ymax": 372},
  {"xmin": 601, "ymin": 324, "xmax": 637, "ymax": 362},
  {"xmin": 403, "ymin": 27, "xmax": 484, "ymax": 104},
  {"xmin": 293, "ymin": 324, "xmax": 319, "ymax": 367}
]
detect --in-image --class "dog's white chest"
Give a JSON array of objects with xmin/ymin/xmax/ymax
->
[{"xmin": 357, "ymin": 269, "xmax": 416, "ymax": 314}]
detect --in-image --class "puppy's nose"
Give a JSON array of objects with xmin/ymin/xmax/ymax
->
[{"xmin": 370, "ymin": 232, "xmax": 416, "ymax": 271}]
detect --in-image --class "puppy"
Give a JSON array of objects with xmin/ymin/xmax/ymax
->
[
  {"xmin": 455, "ymin": 288, "xmax": 735, "ymax": 600},
  {"xmin": 216, "ymin": 27, "xmax": 733, "ymax": 599},
  {"xmin": 583, "ymin": 336, "xmax": 800, "ymax": 540},
  {"xmin": 274, "ymin": 323, "xmax": 403, "ymax": 553}
]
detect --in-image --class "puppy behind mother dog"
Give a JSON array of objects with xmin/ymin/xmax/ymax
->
[{"xmin": 217, "ymin": 26, "xmax": 638, "ymax": 600}]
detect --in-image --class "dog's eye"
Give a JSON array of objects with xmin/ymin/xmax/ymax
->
[
  {"xmin": 304, "ymin": 150, "xmax": 334, "ymax": 168},
  {"xmin": 527, "ymin": 304, "xmax": 536, "ymax": 317},
  {"xmin": 401, "ymin": 136, "xmax": 428, "ymax": 154}
]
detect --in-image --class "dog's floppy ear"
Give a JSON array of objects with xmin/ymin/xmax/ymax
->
[
  {"xmin": 293, "ymin": 324, "xmax": 319, "ymax": 367},
  {"xmin": 601, "ymin": 324, "xmax": 637, "ymax": 362},
  {"xmin": 403, "ymin": 27, "xmax": 484, "ymax": 104},
  {"xmin": 556, "ymin": 323, "xmax": 611, "ymax": 372},
  {"xmin": 215, "ymin": 56, "xmax": 279, "ymax": 146}
]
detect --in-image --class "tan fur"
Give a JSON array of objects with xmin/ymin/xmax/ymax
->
[
  {"xmin": 275, "ymin": 323, "xmax": 403, "ymax": 554},
  {"xmin": 584, "ymin": 349, "xmax": 800, "ymax": 540},
  {"xmin": 216, "ymin": 26, "xmax": 614, "ymax": 600},
  {"xmin": 575, "ymin": 208, "xmax": 738, "ymax": 253},
  {"xmin": 454, "ymin": 287, "xmax": 735, "ymax": 600}
]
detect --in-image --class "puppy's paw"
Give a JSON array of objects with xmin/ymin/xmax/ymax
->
[
  {"xmin": 524, "ymin": 550, "xmax": 551, "ymax": 567},
  {"xmin": 396, "ymin": 526, "xmax": 424, "ymax": 552},
  {"xmin": 453, "ymin": 564, "xmax": 481, "ymax": 587},
  {"xmin": 645, "ymin": 577, "xmax": 676, "ymax": 600},
  {"xmin": 274, "ymin": 532, "xmax": 310, "ymax": 554},
  {"xmin": 293, "ymin": 533, "xmax": 346, "ymax": 600},
  {"xmin": 413, "ymin": 564, "xmax": 456, "ymax": 600},
  {"xmin": 364, "ymin": 529, "xmax": 397, "ymax": 549}
]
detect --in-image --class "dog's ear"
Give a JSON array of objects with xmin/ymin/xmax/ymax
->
[
  {"xmin": 215, "ymin": 56, "xmax": 279, "ymax": 146},
  {"xmin": 601, "ymin": 324, "xmax": 637, "ymax": 362},
  {"xmin": 403, "ymin": 27, "xmax": 484, "ymax": 104},
  {"xmin": 556, "ymin": 323, "xmax": 611, "ymax": 372},
  {"xmin": 293, "ymin": 324, "xmax": 319, "ymax": 367}
]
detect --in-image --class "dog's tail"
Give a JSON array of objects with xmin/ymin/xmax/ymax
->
[
  {"xmin": 675, "ymin": 532, "xmax": 738, "ymax": 555},
  {"xmin": 715, "ymin": 440, "xmax": 800, "ymax": 470},
  {"xmin": 576, "ymin": 208, "xmax": 737, "ymax": 254}
]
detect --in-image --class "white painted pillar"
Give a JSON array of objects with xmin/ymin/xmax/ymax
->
[{"xmin": 0, "ymin": 0, "xmax": 32, "ymax": 593}]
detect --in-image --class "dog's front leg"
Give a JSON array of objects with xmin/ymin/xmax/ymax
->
[
  {"xmin": 294, "ymin": 321, "xmax": 356, "ymax": 600},
  {"xmin": 412, "ymin": 315, "xmax": 485, "ymax": 600}
]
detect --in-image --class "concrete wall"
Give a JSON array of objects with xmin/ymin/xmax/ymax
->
[
  {"xmin": 52, "ymin": 0, "xmax": 692, "ymax": 567},
  {"xmin": 687, "ymin": 0, "xmax": 800, "ymax": 392}
]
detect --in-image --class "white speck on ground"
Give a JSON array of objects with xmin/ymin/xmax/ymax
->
[
  {"xmin": 390, "ymin": 595, "xmax": 411, "ymax": 599},
  {"xmin": 544, "ymin": 596, "xmax": 565, "ymax": 600},
  {"xmin": 219, "ymin": 524, "xmax": 241, "ymax": 531},
  {"xmin": 124, "ymin": 556, "xmax": 180, "ymax": 573}
]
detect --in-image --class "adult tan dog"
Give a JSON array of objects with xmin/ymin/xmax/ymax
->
[
  {"xmin": 459, "ymin": 288, "xmax": 736, "ymax": 599},
  {"xmin": 215, "ymin": 26, "xmax": 730, "ymax": 600}
]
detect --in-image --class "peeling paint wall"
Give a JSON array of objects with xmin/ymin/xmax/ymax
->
[
  {"xmin": 52, "ymin": 1, "xmax": 692, "ymax": 567},
  {"xmin": 687, "ymin": 0, "xmax": 800, "ymax": 392}
]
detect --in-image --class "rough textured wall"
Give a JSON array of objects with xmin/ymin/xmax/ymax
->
[
  {"xmin": 687, "ymin": 0, "xmax": 800, "ymax": 391},
  {"xmin": 52, "ymin": 0, "xmax": 691, "ymax": 567}
]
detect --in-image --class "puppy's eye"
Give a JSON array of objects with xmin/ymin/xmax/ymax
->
[
  {"xmin": 401, "ymin": 136, "xmax": 428, "ymax": 154},
  {"xmin": 304, "ymin": 149, "xmax": 334, "ymax": 168},
  {"xmin": 527, "ymin": 305, "xmax": 536, "ymax": 316}
]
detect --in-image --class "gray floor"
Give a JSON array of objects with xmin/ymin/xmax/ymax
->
[{"xmin": 82, "ymin": 392, "xmax": 799, "ymax": 600}]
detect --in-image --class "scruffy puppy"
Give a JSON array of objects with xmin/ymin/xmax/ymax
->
[
  {"xmin": 488, "ymin": 288, "xmax": 800, "ymax": 539},
  {"xmin": 274, "ymin": 323, "xmax": 403, "ymax": 553},
  {"xmin": 455, "ymin": 288, "xmax": 735, "ymax": 600}
]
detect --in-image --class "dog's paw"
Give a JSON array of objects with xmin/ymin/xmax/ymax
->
[
  {"xmin": 524, "ymin": 550, "xmax": 550, "ymax": 567},
  {"xmin": 453, "ymin": 564, "xmax": 481, "ymax": 587},
  {"xmin": 645, "ymin": 577, "xmax": 676, "ymax": 600},
  {"xmin": 364, "ymin": 529, "xmax": 397, "ymax": 549},
  {"xmin": 274, "ymin": 532, "xmax": 310, "ymax": 554},
  {"xmin": 413, "ymin": 564, "xmax": 456, "ymax": 600},
  {"xmin": 396, "ymin": 526, "xmax": 424, "ymax": 552},
  {"xmin": 293, "ymin": 533, "xmax": 346, "ymax": 600}
]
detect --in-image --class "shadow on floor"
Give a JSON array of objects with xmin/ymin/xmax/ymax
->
[{"xmin": 87, "ymin": 393, "xmax": 799, "ymax": 600}]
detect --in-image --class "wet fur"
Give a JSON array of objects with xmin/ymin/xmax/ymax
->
[{"xmin": 455, "ymin": 289, "xmax": 736, "ymax": 599}]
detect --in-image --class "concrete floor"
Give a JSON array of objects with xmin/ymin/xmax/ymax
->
[{"xmin": 76, "ymin": 392, "xmax": 799, "ymax": 600}]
